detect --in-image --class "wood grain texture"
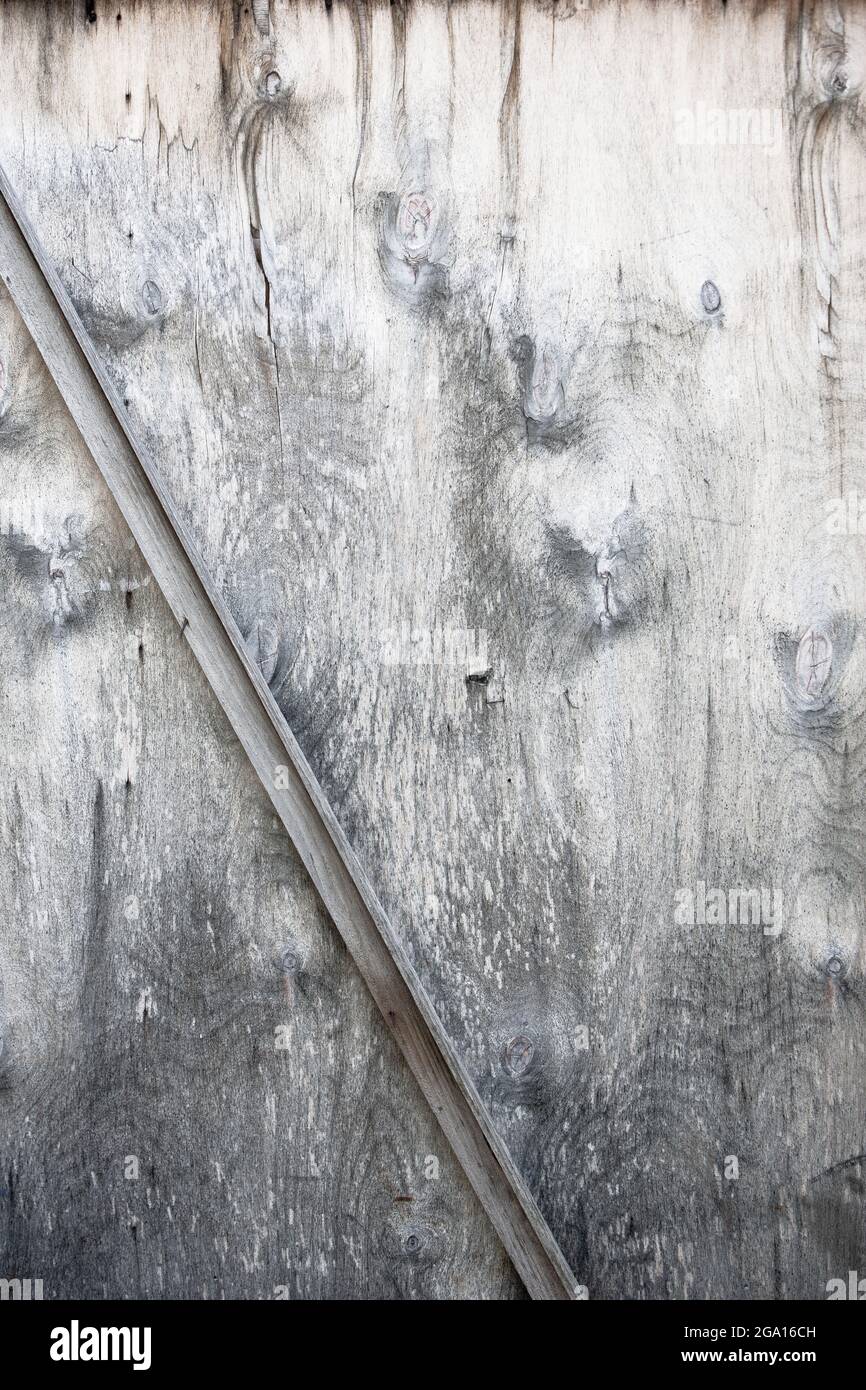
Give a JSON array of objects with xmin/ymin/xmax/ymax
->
[
  {"xmin": 0, "ymin": 165, "xmax": 576, "ymax": 1298},
  {"xmin": 0, "ymin": 275, "xmax": 522, "ymax": 1301},
  {"xmin": 2, "ymin": 0, "xmax": 866, "ymax": 1299}
]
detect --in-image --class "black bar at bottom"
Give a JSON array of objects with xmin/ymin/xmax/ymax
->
[{"xmin": 0, "ymin": 1295, "xmax": 856, "ymax": 1376}]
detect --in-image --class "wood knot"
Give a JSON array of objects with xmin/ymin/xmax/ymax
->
[
  {"xmin": 776, "ymin": 614, "xmax": 852, "ymax": 718},
  {"xmin": 700, "ymin": 280, "xmax": 721, "ymax": 315},
  {"xmin": 244, "ymin": 614, "xmax": 282, "ymax": 685},
  {"xmin": 595, "ymin": 544, "xmax": 628, "ymax": 629},
  {"xmin": 141, "ymin": 280, "xmax": 163, "ymax": 317},
  {"xmin": 516, "ymin": 336, "xmax": 566, "ymax": 442},
  {"xmin": 795, "ymin": 626, "xmax": 833, "ymax": 703},
  {"xmin": 823, "ymin": 59, "xmax": 861, "ymax": 102},
  {"xmin": 379, "ymin": 190, "xmax": 448, "ymax": 307},
  {"xmin": 379, "ymin": 1190, "xmax": 447, "ymax": 1268},
  {"xmin": 488, "ymin": 1010, "xmax": 557, "ymax": 1109},
  {"xmin": 402, "ymin": 1225, "xmax": 431, "ymax": 1257},
  {"xmin": 278, "ymin": 943, "xmax": 304, "ymax": 978},
  {"xmin": 544, "ymin": 504, "xmax": 654, "ymax": 638},
  {"xmin": 503, "ymin": 1032, "xmax": 535, "ymax": 1077},
  {"xmin": 1, "ymin": 514, "xmax": 98, "ymax": 631},
  {"xmin": 809, "ymin": 36, "xmax": 864, "ymax": 104},
  {"xmin": 252, "ymin": 53, "xmax": 289, "ymax": 102},
  {"xmin": 397, "ymin": 192, "xmax": 437, "ymax": 263}
]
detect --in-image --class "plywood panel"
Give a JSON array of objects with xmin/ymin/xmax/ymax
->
[
  {"xmin": 1, "ymin": 0, "xmax": 865, "ymax": 1298},
  {"xmin": 0, "ymin": 281, "xmax": 518, "ymax": 1298}
]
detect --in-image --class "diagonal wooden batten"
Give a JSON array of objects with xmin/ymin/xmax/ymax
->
[{"xmin": 0, "ymin": 166, "xmax": 579, "ymax": 1301}]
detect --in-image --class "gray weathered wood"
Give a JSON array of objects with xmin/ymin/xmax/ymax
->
[
  {"xmin": 0, "ymin": 163, "xmax": 578, "ymax": 1300},
  {"xmin": 2, "ymin": 0, "xmax": 866, "ymax": 1300},
  {"xmin": 0, "ymin": 274, "xmax": 517, "ymax": 1300}
]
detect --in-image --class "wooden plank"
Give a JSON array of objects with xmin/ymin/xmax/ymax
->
[
  {"xmin": 0, "ymin": 279, "xmax": 517, "ymax": 1300},
  {"xmin": 0, "ymin": 164, "xmax": 579, "ymax": 1301}
]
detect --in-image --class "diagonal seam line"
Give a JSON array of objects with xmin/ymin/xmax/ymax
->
[{"xmin": 0, "ymin": 165, "xmax": 579, "ymax": 1301}]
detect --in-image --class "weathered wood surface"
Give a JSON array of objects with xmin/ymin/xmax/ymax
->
[
  {"xmin": 0, "ymin": 163, "xmax": 576, "ymax": 1300},
  {"xmin": 2, "ymin": 0, "xmax": 866, "ymax": 1299},
  {"xmin": 0, "ymin": 276, "xmax": 523, "ymax": 1300}
]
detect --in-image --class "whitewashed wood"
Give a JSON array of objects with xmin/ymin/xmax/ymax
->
[{"xmin": 1, "ymin": 0, "xmax": 866, "ymax": 1299}]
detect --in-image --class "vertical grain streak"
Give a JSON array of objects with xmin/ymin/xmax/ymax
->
[
  {"xmin": 350, "ymin": 0, "xmax": 371, "ymax": 218},
  {"xmin": 499, "ymin": 0, "xmax": 522, "ymax": 223}
]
